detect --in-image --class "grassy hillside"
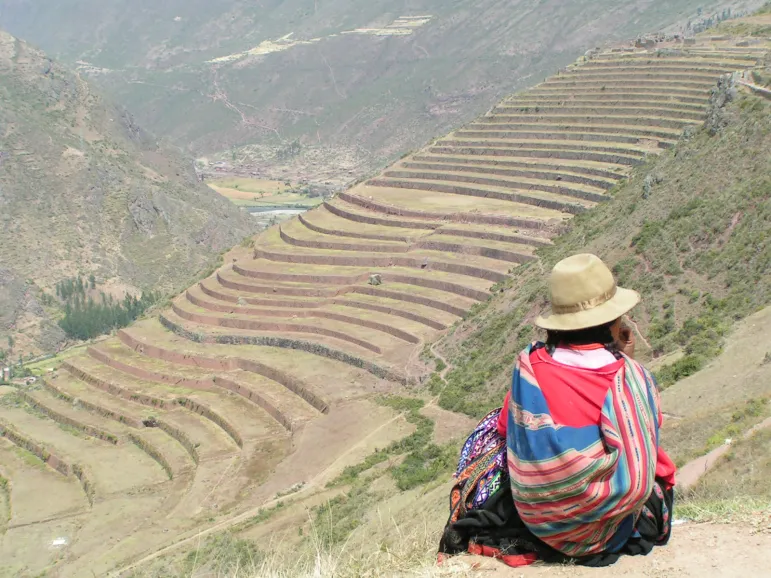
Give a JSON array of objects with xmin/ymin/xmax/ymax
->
[
  {"xmin": 0, "ymin": 31, "xmax": 257, "ymax": 355},
  {"xmin": 433, "ymin": 80, "xmax": 771, "ymax": 419},
  {"xmin": 1, "ymin": 0, "xmax": 765, "ymax": 185}
]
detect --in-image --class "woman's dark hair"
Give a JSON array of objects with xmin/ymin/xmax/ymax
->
[{"xmin": 545, "ymin": 321, "xmax": 622, "ymax": 359}]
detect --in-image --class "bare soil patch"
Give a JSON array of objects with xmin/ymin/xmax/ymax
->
[
  {"xmin": 457, "ymin": 523, "xmax": 771, "ymax": 577},
  {"xmin": 421, "ymin": 404, "xmax": 477, "ymax": 445}
]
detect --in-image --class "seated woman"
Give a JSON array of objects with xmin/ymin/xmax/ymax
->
[{"xmin": 439, "ymin": 254, "xmax": 676, "ymax": 567}]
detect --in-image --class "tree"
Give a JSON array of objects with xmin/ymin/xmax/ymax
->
[
  {"xmin": 7, "ymin": 336, "xmax": 14, "ymax": 350},
  {"xmin": 58, "ymin": 289, "xmax": 159, "ymax": 341},
  {"xmin": 89, "ymin": 274, "xmax": 96, "ymax": 289}
]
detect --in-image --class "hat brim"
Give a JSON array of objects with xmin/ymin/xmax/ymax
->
[{"xmin": 534, "ymin": 287, "xmax": 640, "ymax": 331}]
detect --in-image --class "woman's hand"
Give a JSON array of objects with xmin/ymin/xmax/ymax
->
[{"xmin": 618, "ymin": 320, "xmax": 636, "ymax": 359}]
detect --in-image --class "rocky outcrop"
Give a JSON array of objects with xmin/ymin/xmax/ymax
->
[
  {"xmin": 0, "ymin": 32, "xmax": 257, "ymax": 355},
  {"xmin": 705, "ymin": 73, "xmax": 739, "ymax": 135}
]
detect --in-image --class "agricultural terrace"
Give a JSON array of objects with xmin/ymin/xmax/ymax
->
[{"xmin": 1, "ymin": 35, "xmax": 766, "ymax": 576}]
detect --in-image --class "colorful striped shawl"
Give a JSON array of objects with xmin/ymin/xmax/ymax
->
[{"xmin": 506, "ymin": 343, "xmax": 661, "ymax": 557}]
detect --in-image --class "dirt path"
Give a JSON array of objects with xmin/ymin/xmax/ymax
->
[
  {"xmin": 738, "ymin": 79, "xmax": 771, "ymax": 100},
  {"xmin": 110, "ymin": 405, "xmax": 417, "ymax": 576},
  {"xmin": 624, "ymin": 315, "xmax": 653, "ymax": 351},
  {"xmin": 431, "ymin": 340, "xmax": 452, "ymax": 380},
  {"xmin": 455, "ymin": 522, "xmax": 771, "ymax": 577}
]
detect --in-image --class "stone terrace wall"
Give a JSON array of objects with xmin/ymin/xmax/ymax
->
[
  {"xmin": 159, "ymin": 314, "xmax": 406, "ymax": 384},
  {"xmin": 119, "ymin": 329, "xmax": 331, "ymax": 414}
]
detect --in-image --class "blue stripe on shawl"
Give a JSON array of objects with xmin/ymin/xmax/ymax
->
[
  {"xmin": 508, "ymin": 352, "xmax": 603, "ymax": 462},
  {"xmin": 511, "ymin": 363, "xmax": 551, "ymax": 414},
  {"xmin": 508, "ymin": 419, "xmax": 602, "ymax": 463}
]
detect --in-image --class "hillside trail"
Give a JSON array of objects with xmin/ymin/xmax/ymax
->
[
  {"xmin": 110, "ymin": 399, "xmax": 435, "ymax": 576},
  {"xmin": 456, "ymin": 522, "xmax": 771, "ymax": 577},
  {"xmin": 431, "ymin": 340, "xmax": 452, "ymax": 380}
]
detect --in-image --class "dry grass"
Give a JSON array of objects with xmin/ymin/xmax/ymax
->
[
  {"xmin": 677, "ymin": 495, "xmax": 771, "ymax": 526},
  {"xmin": 661, "ymin": 396, "xmax": 771, "ymax": 468},
  {"xmin": 132, "ymin": 514, "xmax": 460, "ymax": 578},
  {"xmin": 687, "ymin": 426, "xmax": 771, "ymax": 501}
]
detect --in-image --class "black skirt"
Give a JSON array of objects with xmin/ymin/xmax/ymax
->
[{"xmin": 439, "ymin": 480, "xmax": 674, "ymax": 568}]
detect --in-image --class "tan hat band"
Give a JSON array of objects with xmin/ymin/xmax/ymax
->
[{"xmin": 550, "ymin": 286, "xmax": 618, "ymax": 315}]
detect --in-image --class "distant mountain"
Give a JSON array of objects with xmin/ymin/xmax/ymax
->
[
  {"xmin": 0, "ymin": 30, "xmax": 257, "ymax": 355},
  {"xmin": 0, "ymin": 0, "xmax": 764, "ymax": 185}
]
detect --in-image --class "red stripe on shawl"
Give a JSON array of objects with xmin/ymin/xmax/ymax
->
[
  {"xmin": 514, "ymin": 468, "xmax": 619, "ymax": 515},
  {"xmin": 608, "ymin": 367, "xmax": 654, "ymax": 510},
  {"xmin": 507, "ymin": 447, "xmax": 610, "ymax": 485}
]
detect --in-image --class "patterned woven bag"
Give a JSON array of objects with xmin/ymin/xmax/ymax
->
[{"xmin": 448, "ymin": 407, "xmax": 508, "ymax": 524}]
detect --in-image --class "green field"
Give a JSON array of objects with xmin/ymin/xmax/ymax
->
[{"xmin": 209, "ymin": 178, "xmax": 322, "ymax": 209}]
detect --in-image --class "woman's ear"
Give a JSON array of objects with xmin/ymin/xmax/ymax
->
[{"xmin": 619, "ymin": 323, "xmax": 633, "ymax": 344}]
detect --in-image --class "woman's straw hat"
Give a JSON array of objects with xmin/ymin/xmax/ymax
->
[{"xmin": 535, "ymin": 254, "xmax": 640, "ymax": 331}]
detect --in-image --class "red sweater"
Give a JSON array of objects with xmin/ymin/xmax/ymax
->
[{"xmin": 497, "ymin": 346, "xmax": 676, "ymax": 488}]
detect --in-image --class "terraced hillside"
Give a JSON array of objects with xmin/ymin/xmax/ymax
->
[{"xmin": 2, "ymin": 35, "xmax": 768, "ymax": 576}]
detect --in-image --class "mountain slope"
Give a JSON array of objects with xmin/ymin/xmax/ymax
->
[
  {"xmin": 0, "ymin": 31, "xmax": 257, "ymax": 354},
  {"xmin": 0, "ymin": 0, "xmax": 766, "ymax": 185}
]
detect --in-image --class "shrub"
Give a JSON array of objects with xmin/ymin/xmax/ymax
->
[
  {"xmin": 181, "ymin": 532, "xmax": 262, "ymax": 575},
  {"xmin": 655, "ymin": 355, "xmax": 706, "ymax": 388},
  {"xmin": 312, "ymin": 486, "xmax": 372, "ymax": 547},
  {"xmin": 391, "ymin": 443, "xmax": 456, "ymax": 490}
]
